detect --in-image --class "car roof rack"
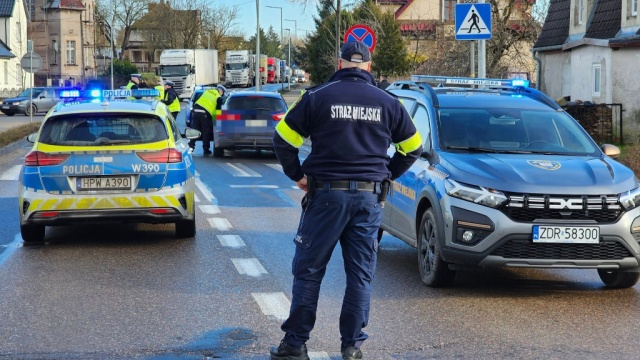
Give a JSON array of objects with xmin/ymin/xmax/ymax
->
[{"xmin": 386, "ymin": 80, "xmax": 439, "ymax": 108}]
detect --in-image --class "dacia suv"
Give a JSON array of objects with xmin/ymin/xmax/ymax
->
[{"xmin": 381, "ymin": 76, "xmax": 640, "ymax": 288}]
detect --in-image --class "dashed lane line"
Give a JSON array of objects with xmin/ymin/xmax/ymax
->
[
  {"xmin": 231, "ymin": 258, "xmax": 268, "ymax": 277},
  {"xmin": 0, "ymin": 165, "xmax": 22, "ymax": 181},
  {"xmin": 207, "ymin": 218, "xmax": 233, "ymax": 231},
  {"xmin": 217, "ymin": 235, "xmax": 245, "ymax": 248}
]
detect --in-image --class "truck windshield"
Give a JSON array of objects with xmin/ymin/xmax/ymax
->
[
  {"xmin": 226, "ymin": 63, "xmax": 246, "ymax": 70},
  {"xmin": 160, "ymin": 65, "xmax": 190, "ymax": 77}
]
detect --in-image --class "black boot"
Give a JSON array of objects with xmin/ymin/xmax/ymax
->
[
  {"xmin": 270, "ymin": 340, "xmax": 310, "ymax": 360},
  {"xmin": 341, "ymin": 345, "xmax": 363, "ymax": 360}
]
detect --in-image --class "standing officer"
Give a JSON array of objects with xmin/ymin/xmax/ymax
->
[
  {"xmin": 188, "ymin": 88, "xmax": 220, "ymax": 154},
  {"xmin": 162, "ymin": 80, "xmax": 181, "ymax": 119},
  {"xmin": 270, "ymin": 40, "xmax": 422, "ymax": 360},
  {"xmin": 126, "ymin": 74, "xmax": 141, "ymax": 100}
]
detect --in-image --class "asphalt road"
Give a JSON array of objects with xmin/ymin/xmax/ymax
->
[{"xmin": 1, "ymin": 88, "xmax": 640, "ymax": 359}]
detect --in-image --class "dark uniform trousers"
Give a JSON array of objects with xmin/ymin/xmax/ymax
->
[
  {"xmin": 281, "ymin": 183, "xmax": 382, "ymax": 348},
  {"xmin": 188, "ymin": 105, "xmax": 213, "ymax": 152}
]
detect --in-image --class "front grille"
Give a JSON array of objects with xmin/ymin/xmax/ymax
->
[
  {"xmin": 502, "ymin": 194, "xmax": 623, "ymax": 223},
  {"xmin": 492, "ymin": 239, "xmax": 632, "ymax": 260}
]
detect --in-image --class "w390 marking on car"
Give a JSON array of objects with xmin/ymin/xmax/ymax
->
[{"xmin": 132, "ymin": 164, "xmax": 161, "ymax": 172}]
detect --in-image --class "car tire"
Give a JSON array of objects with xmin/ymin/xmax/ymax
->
[
  {"xmin": 175, "ymin": 215, "xmax": 196, "ymax": 238},
  {"xmin": 417, "ymin": 209, "xmax": 456, "ymax": 287},
  {"xmin": 213, "ymin": 146, "xmax": 224, "ymax": 158},
  {"xmin": 597, "ymin": 269, "xmax": 640, "ymax": 288},
  {"xmin": 21, "ymin": 224, "xmax": 45, "ymax": 246},
  {"xmin": 2, "ymin": 111, "xmax": 15, "ymax": 116},
  {"xmin": 24, "ymin": 103, "xmax": 37, "ymax": 116}
]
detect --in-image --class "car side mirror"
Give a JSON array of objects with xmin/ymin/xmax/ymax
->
[
  {"xmin": 184, "ymin": 128, "xmax": 201, "ymax": 140},
  {"xmin": 602, "ymin": 143, "xmax": 620, "ymax": 158},
  {"xmin": 27, "ymin": 133, "xmax": 37, "ymax": 143}
]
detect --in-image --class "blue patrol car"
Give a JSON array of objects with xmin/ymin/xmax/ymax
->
[
  {"xmin": 382, "ymin": 76, "xmax": 640, "ymax": 288},
  {"xmin": 18, "ymin": 89, "xmax": 201, "ymax": 245}
]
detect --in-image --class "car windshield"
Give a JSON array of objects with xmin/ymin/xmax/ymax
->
[
  {"xmin": 437, "ymin": 107, "xmax": 600, "ymax": 155},
  {"xmin": 226, "ymin": 96, "xmax": 286, "ymax": 112},
  {"xmin": 18, "ymin": 88, "xmax": 43, "ymax": 98},
  {"xmin": 38, "ymin": 114, "xmax": 168, "ymax": 146},
  {"xmin": 159, "ymin": 65, "xmax": 189, "ymax": 77}
]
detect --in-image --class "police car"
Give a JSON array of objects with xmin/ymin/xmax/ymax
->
[
  {"xmin": 382, "ymin": 76, "xmax": 640, "ymax": 288},
  {"xmin": 18, "ymin": 89, "xmax": 201, "ymax": 245}
]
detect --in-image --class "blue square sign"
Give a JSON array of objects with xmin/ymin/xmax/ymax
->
[{"xmin": 455, "ymin": 3, "xmax": 492, "ymax": 40}]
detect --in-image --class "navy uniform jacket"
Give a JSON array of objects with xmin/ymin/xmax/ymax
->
[{"xmin": 273, "ymin": 68, "xmax": 423, "ymax": 182}]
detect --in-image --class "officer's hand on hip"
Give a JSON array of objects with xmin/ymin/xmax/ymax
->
[{"xmin": 296, "ymin": 176, "xmax": 308, "ymax": 192}]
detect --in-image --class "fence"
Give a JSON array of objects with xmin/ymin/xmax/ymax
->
[{"xmin": 562, "ymin": 103, "xmax": 624, "ymax": 144}]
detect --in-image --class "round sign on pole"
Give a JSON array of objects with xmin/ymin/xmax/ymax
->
[
  {"xmin": 21, "ymin": 52, "xmax": 42, "ymax": 73},
  {"xmin": 343, "ymin": 24, "xmax": 377, "ymax": 53}
]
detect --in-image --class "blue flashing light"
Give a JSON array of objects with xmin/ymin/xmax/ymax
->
[{"xmin": 511, "ymin": 79, "xmax": 530, "ymax": 88}]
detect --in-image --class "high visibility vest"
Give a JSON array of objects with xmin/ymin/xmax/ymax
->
[
  {"xmin": 195, "ymin": 89, "xmax": 219, "ymax": 118},
  {"xmin": 155, "ymin": 86, "xmax": 164, "ymax": 101}
]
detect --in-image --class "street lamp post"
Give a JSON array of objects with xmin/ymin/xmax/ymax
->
[
  {"xmin": 284, "ymin": 19, "xmax": 297, "ymax": 41},
  {"xmin": 266, "ymin": 5, "xmax": 284, "ymax": 92},
  {"xmin": 285, "ymin": 28, "xmax": 291, "ymax": 90}
]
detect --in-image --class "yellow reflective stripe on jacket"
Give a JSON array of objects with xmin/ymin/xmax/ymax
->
[
  {"xmin": 168, "ymin": 97, "xmax": 181, "ymax": 112},
  {"xmin": 395, "ymin": 131, "xmax": 422, "ymax": 155},
  {"xmin": 275, "ymin": 121, "xmax": 304, "ymax": 148}
]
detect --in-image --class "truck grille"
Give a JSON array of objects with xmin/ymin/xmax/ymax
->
[
  {"xmin": 492, "ymin": 239, "xmax": 632, "ymax": 260},
  {"xmin": 501, "ymin": 194, "xmax": 623, "ymax": 223}
]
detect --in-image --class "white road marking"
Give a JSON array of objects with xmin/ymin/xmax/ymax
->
[
  {"xmin": 0, "ymin": 165, "xmax": 22, "ymax": 181},
  {"xmin": 217, "ymin": 235, "xmax": 245, "ymax": 248},
  {"xmin": 199, "ymin": 205, "xmax": 220, "ymax": 214},
  {"xmin": 309, "ymin": 352, "xmax": 331, "ymax": 360},
  {"xmin": 229, "ymin": 185, "xmax": 278, "ymax": 189},
  {"xmin": 252, "ymin": 292, "xmax": 290, "ymax": 320},
  {"xmin": 195, "ymin": 177, "xmax": 216, "ymax": 203},
  {"xmin": 219, "ymin": 163, "xmax": 261, "ymax": 177},
  {"xmin": 207, "ymin": 218, "xmax": 233, "ymax": 231},
  {"xmin": 265, "ymin": 163, "xmax": 283, "ymax": 173},
  {"xmin": 231, "ymin": 258, "xmax": 267, "ymax": 277},
  {"xmin": 0, "ymin": 234, "xmax": 23, "ymax": 267}
]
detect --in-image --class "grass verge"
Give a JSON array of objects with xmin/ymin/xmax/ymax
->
[{"xmin": 0, "ymin": 122, "xmax": 40, "ymax": 148}]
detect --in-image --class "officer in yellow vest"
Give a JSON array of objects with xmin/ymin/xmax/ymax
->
[
  {"xmin": 126, "ymin": 74, "xmax": 141, "ymax": 99},
  {"xmin": 162, "ymin": 80, "xmax": 181, "ymax": 119},
  {"xmin": 188, "ymin": 88, "xmax": 220, "ymax": 155}
]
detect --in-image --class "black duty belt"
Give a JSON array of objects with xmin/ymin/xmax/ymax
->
[{"xmin": 314, "ymin": 180, "xmax": 378, "ymax": 192}]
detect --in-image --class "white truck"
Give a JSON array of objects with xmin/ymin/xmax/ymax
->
[
  {"xmin": 225, "ymin": 50, "xmax": 255, "ymax": 88},
  {"xmin": 158, "ymin": 49, "xmax": 218, "ymax": 100}
]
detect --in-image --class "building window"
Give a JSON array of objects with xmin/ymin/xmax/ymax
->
[
  {"xmin": 444, "ymin": 0, "xmax": 456, "ymax": 21},
  {"xmin": 633, "ymin": 0, "xmax": 638, "ymax": 15},
  {"xmin": 66, "ymin": 40, "xmax": 76, "ymax": 65},
  {"xmin": 578, "ymin": 0, "xmax": 584, "ymax": 24},
  {"xmin": 592, "ymin": 64, "xmax": 601, "ymax": 97}
]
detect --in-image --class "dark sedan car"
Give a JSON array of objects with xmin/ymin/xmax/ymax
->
[{"xmin": 213, "ymin": 91, "xmax": 287, "ymax": 157}]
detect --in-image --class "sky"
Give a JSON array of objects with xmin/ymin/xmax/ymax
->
[{"xmin": 226, "ymin": 0, "xmax": 319, "ymax": 41}]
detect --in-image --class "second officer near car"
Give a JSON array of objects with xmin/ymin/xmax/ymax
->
[
  {"xmin": 162, "ymin": 80, "xmax": 181, "ymax": 119},
  {"xmin": 270, "ymin": 40, "xmax": 422, "ymax": 360},
  {"xmin": 188, "ymin": 88, "xmax": 220, "ymax": 154}
]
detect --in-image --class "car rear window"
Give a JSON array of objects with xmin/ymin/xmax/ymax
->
[
  {"xmin": 226, "ymin": 96, "xmax": 286, "ymax": 112},
  {"xmin": 38, "ymin": 114, "xmax": 168, "ymax": 146}
]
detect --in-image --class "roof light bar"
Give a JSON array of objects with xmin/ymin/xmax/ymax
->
[{"xmin": 410, "ymin": 75, "xmax": 529, "ymax": 88}]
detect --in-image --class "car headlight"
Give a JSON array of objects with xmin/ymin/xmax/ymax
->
[
  {"xmin": 445, "ymin": 179, "xmax": 508, "ymax": 208},
  {"xmin": 620, "ymin": 186, "xmax": 640, "ymax": 210}
]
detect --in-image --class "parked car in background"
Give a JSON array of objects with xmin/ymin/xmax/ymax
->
[
  {"xmin": 213, "ymin": 91, "xmax": 288, "ymax": 157},
  {"xmin": 0, "ymin": 87, "xmax": 77, "ymax": 116}
]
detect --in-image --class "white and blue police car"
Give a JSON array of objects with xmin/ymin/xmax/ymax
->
[
  {"xmin": 18, "ymin": 89, "xmax": 201, "ymax": 245},
  {"xmin": 381, "ymin": 76, "xmax": 640, "ymax": 288}
]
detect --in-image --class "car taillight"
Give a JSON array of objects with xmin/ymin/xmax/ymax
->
[
  {"xmin": 136, "ymin": 149, "xmax": 182, "ymax": 163},
  {"xmin": 272, "ymin": 113, "xmax": 285, "ymax": 121},
  {"xmin": 25, "ymin": 151, "xmax": 70, "ymax": 166},
  {"xmin": 217, "ymin": 111, "xmax": 241, "ymax": 121}
]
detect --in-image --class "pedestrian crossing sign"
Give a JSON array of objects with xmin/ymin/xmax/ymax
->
[{"xmin": 455, "ymin": 3, "xmax": 492, "ymax": 40}]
